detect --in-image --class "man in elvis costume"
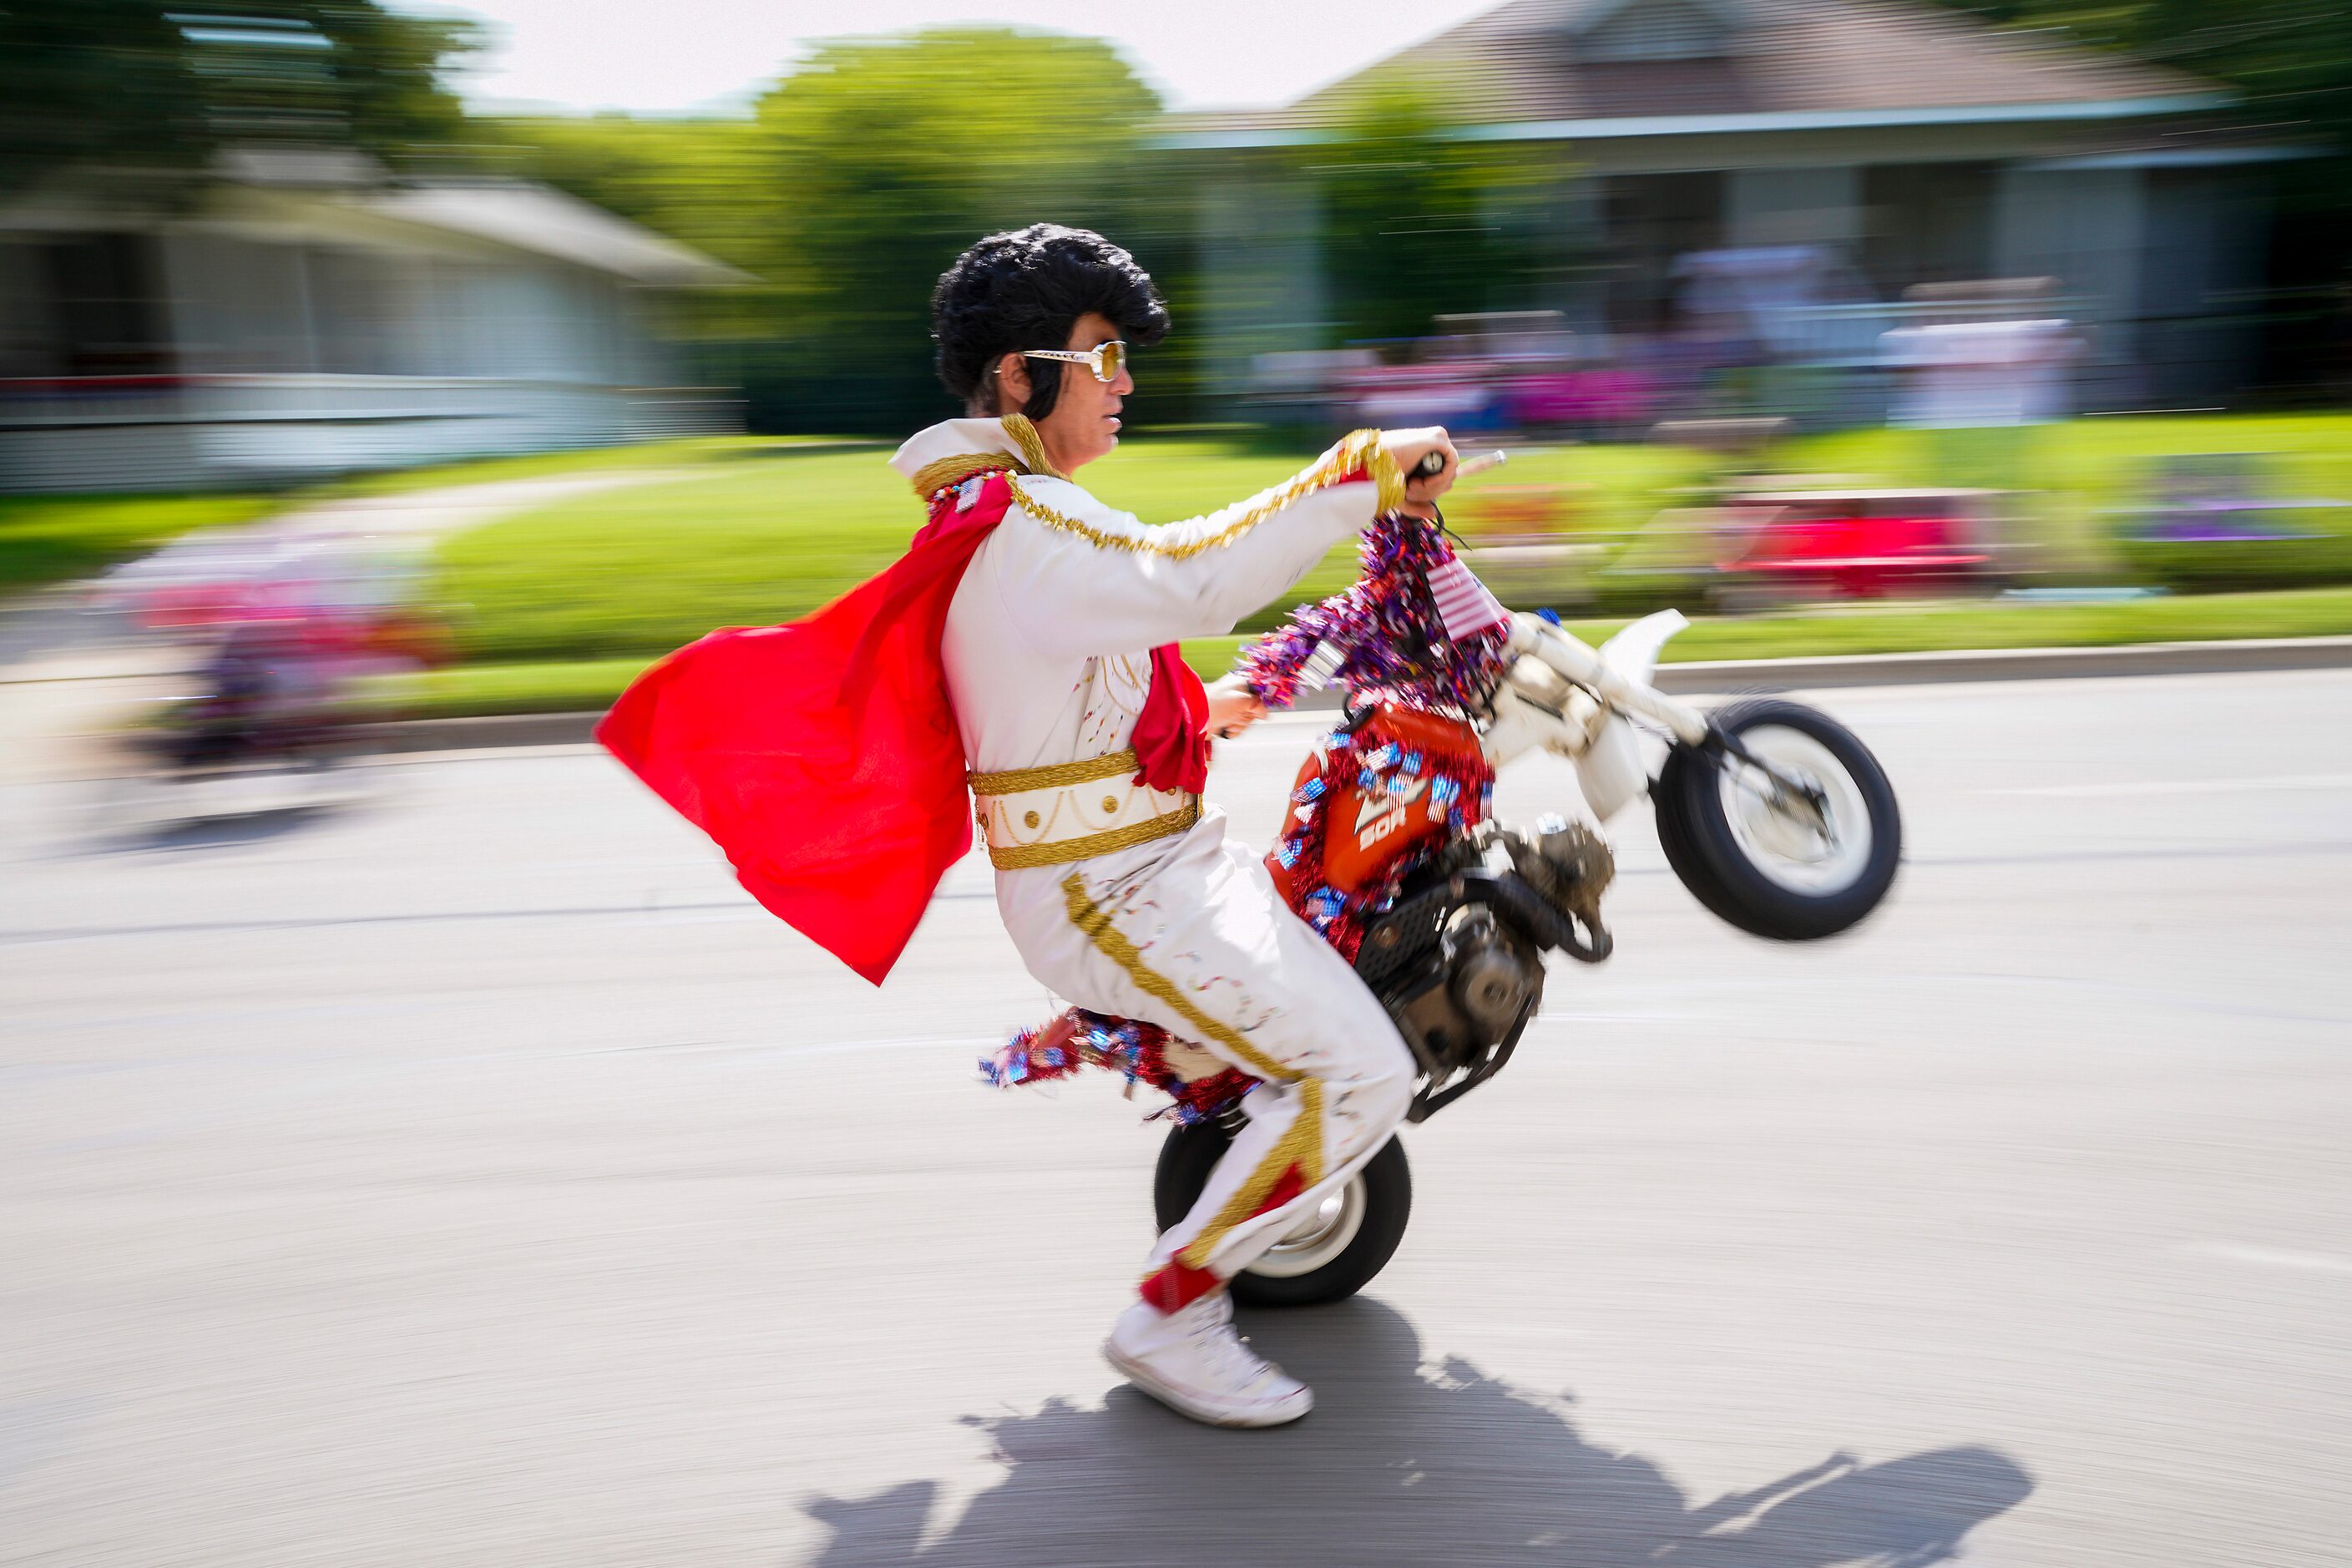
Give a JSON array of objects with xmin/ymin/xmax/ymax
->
[{"xmin": 599, "ymin": 225, "xmax": 1457, "ymax": 1427}]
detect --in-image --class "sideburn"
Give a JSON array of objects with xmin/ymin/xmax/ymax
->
[{"xmin": 970, "ymin": 359, "xmax": 1064, "ymax": 420}]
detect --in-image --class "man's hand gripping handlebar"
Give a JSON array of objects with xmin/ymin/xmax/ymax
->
[{"xmin": 1381, "ymin": 427, "xmax": 1458, "ymax": 518}]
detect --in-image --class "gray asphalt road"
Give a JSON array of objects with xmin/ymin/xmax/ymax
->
[{"xmin": 4, "ymin": 671, "xmax": 2349, "ymax": 1567}]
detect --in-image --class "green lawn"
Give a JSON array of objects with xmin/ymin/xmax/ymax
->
[
  {"xmin": 1772, "ymin": 417, "xmax": 2352, "ymax": 590},
  {"xmin": 310, "ymin": 435, "xmax": 858, "ymax": 500},
  {"xmin": 1648, "ymin": 584, "xmax": 2352, "ymax": 660},
  {"xmin": 1193, "ymin": 586, "xmax": 2352, "ymax": 675},
  {"xmin": 0, "ymin": 493, "xmax": 279, "ymax": 595},
  {"xmin": 427, "ymin": 434, "xmax": 1712, "ymax": 669},
  {"xmin": 24, "ymin": 414, "xmax": 2352, "ymax": 717},
  {"xmin": 395, "ymin": 415, "xmax": 2352, "ymax": 719},
  {"xmin": 0, "ymin": 436, "xmax": 800, "ymax": 602},
  {"xmin": 397, "ymin": 432, "xmax": 1715, "ymax": 716}
]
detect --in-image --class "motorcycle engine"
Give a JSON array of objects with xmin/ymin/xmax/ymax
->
[
  {"xmin": 1388, "ymin": 903, "xmax": 1545, "ymax": 1084},
  {"xmin": 1448, "ymin": 908, "xmax": 1542, "ymax": 1039},
  {"xmin": 1359, "ymin": 815, "xmax": 1616, "ymax": 1119}
]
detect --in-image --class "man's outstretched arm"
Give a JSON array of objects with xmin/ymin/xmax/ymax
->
[{"xmin": 986, "ymin": 430, "xmax": 1445, "ymax": 658}]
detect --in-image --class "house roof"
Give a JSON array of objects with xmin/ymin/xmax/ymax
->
[
  {"xmin": 353, "ymin": 183, "xmax": 745, "ymax": 287},
  {"xmin": 1164, "ymin": 0, "xmax": 2222, "ymax": 147},
  {"xmin": 0, "ymin": 154, "xmax": 744, "ymax": 287}
]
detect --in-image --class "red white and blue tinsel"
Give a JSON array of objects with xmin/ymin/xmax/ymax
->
[
  {"xmin": 1237, "ymin": 509, "xmax": 1515, "ymax": 716},
  {"xmin": 979, "ymin": 1008, "xmax": 1258, "ymax": 1125},
  {"xmin": 1241, "ymin": 508, "xmax": 1509, "ymax": 959}
]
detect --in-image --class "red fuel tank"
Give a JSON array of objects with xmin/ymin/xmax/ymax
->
[{"xmin": 1268, "ymin": 706, "xmax": 1490, "ymax": 906}]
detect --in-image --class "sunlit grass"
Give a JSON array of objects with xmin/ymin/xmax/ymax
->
[
  {"xmin": 405, "ymin": 414, "xmax": 2352, "ymax": 716},
  {"xmin": 427, "ymin": 434, "xmax": 1716, "ymax": 666},
  {"xmin": 31, "ymin": 415, "xmax": 2352, "ymax": 718},
  {"xmin": 0, "ymin": 437, "xmax": 802, "ymax": 600},
  {"xmin": 0, "ymin": 493, "xmax": 278, "ymax": 595},
  {"xmin": 311, "ymin": 435, "xmax": 858, "ymax": 498}
]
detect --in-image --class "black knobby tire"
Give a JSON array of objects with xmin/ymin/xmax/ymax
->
[
  {"xmin": 1653, "ymin": 697, "xmax": 1901, "ymax": 941},
  {"xmin": 1153, "ymin": 1120, "xmax": 1413, "ymax": 1308},
  {"xmin": 1651, "ymin": 746, "xmax": 1753, "ymax": 933}
]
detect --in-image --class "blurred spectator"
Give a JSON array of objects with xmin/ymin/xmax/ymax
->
[{"xmin": 1881, "ymin": 281, "xmax": 2084, "ymax": 427}]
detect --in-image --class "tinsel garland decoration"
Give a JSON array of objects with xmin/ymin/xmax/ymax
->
[
  {"xmin": 1239, "ymin": 510, "xmax": 1514, "ymax": 714},
  {"xmin": 979, "ymin": 1007, "xmax": 1259, "ymax": 1125},
  {"xmin": 1267, "ymin": 712, "xmax": 1495, "ymax": 962}
]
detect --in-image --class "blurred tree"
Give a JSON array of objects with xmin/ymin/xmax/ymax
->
[
  {"xmin": 753, "ymin": 27, "xmax": 1166, "ymax": 430},
  {"xmin": 493, "ymin": 28, "xmax": 1173, "ymax": 432},
  {"xmin": 1935, "ymin": 0, "xmax": 2352, "ymax": 160},
  {"xmin": 1308, "ymin": 87, "xmax": 1563, "ymax": 345},
  {"xmin": 0, "ymin": 2, "xmax": 480, "ymax": 195},
  {"xmin": 477, "ymin": 114, "xmax": 781, "ymax": 334}
]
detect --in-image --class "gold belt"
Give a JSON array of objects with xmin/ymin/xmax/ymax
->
[{"xmin": 969, "ymin": 748, "xmax": 1200, "ymax": 871}]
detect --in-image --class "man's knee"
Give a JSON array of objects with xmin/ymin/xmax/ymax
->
[
  {"xmin": 1324, "ymin": 1019, "xmax": 1415, "ymax": 1154},
  {"xmin": 1363, "ymin": 1046, "xmax": 1416, "ymax": 1131}
]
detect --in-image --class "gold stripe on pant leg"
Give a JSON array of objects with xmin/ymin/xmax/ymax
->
[
  {"xmin": 1059, "ymin": 872, "xmax": 1296, "ymax": 1083},
  {"xmin": 1173, "ymin": 1080, "xmax": 1326, "ymax": 1272}
]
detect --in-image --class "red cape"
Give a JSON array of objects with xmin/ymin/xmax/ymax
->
[{"xmin": 596, "ymin": 471, "xmax": 1205, "ymax": 985}]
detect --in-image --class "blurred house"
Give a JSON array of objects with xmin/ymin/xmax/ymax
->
[
  {"xmin": 0, "ymin": 149, "xmax": 741, "ymax": 493},
  {"xmin": 1168, "ymin": 0, "xmax": 2294, "ymax": 412}
]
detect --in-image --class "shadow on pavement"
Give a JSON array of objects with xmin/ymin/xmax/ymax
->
[
  {"xmin": 65, "ymin": 769, "xmax": 387, "ymax": 856},
  {"xmin": 803, "ymin": 1298, "xmax": 2031, "ymax": 1567},
  {"xmin": 104, "ymin": 801, "xmax": 343, "ymax": 852}
]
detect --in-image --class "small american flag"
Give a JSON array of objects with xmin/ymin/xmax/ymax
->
[{"xmin": 1424, "ymin": 555, "xmax": 1510, "ymax": 641}]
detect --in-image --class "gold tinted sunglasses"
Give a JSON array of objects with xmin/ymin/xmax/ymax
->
[{"xmin": 1020, "ymin": 340, "xmax": 1128, "ymax": 383}]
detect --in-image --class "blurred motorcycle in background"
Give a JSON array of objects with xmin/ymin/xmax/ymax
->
[{"xmin": 88, "ymin": 532, "xmax": 444, "ymax": 832}]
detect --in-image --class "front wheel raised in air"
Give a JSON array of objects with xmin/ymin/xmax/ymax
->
[
  {"xmin": 1653, "ymin": 697, "xmax": 1901, "ymax": 940},
  {"xmin": 1153, "ymin": 1120, "xmax": 1412, "ymax": 1308}
]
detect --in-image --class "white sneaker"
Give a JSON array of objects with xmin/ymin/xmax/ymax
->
[{"xmin": 1103, "ymin": 1291, "xmax": 1313, "ymax": 1428}]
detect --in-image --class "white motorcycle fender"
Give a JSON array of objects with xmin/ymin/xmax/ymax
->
[{"xmin": 1575, "ymin": 609, "xmax": 1690, "ymax": 822}]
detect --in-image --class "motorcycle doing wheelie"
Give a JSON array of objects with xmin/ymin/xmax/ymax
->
[{"xmin": 984, "ymin": 493, "xmax": 1903, "ymax": 1308}]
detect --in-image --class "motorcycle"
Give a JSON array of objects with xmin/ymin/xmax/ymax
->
[
  {"xmin": 1151, "ymin": 603, "xmax": 1902, "ymax": 1308},
  {"xmin": 89, "ymin": 537, "xmax": 443, "ymax": 835}
]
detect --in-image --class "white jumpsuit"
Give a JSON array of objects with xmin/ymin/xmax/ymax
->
[{"xmin": 896, "ymin": 417, "xmax": 1418, "ymax": 1296}]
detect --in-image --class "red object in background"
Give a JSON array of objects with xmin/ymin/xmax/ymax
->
[
  {"xmin": 1720, "ymin": 507, "xmax": 1990, "ymax": 599},
  {"xmin": 368, "ymin": 609, "xmax": 454, "ymax": 668},
  {"xmin": 135, "ymin": 582, "xmax": 257, "ymax": 633},
  {"xmin": 131, "ymin": 575, "xmax": 448, "ymax": 666}
]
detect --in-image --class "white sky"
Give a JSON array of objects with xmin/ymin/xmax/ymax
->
[{"xmin": 392, "ymin": 0, "xmax": 1503, "ymax": 116}]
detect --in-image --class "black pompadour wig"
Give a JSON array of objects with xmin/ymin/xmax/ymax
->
[{"xmin": 931, "ymin": 224, "xmax": 1170, "ymax": 420}]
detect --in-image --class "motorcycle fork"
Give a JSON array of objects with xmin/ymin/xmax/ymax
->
[{"xmin": 1700, "ymin": 730, "xmax": 1833, "ymax": 833}]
